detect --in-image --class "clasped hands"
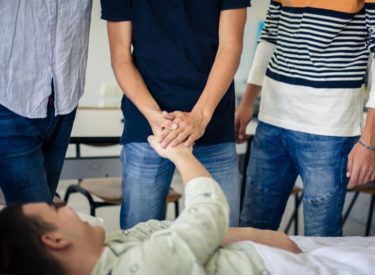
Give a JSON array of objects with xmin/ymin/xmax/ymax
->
[{"xmin": 149, "ymin": 110, "xmax": 208, "ymax": 149}]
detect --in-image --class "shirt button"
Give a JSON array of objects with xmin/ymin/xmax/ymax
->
[
  {"xmin": 203, "ymin": 192, "xmax": 212, "ymax": 198},
  {"xmin": 189, "ymin": 207, "xmax": 198, "ymax": 214},
  {"xmin": 130, "ymin": 263, "xmax": 140, "ymax": 273}
]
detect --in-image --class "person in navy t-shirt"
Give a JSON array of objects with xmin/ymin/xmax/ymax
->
[{"xmin": 101, "ymin": 0, "xmax": 251, "ymax": 229}]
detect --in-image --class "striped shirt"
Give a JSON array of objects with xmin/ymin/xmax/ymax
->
[
  {"xmin": 248, "ymin": 0, "xmax": 375, "ymax": 136},
  {"xmin": 0, "ymin": 1, "xmax": 92, "ymax": 118}
]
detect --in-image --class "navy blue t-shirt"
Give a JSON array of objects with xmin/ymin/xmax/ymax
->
[{"xmin": 101, "ymin": 0, "xmax": 251, "ymax": 144}]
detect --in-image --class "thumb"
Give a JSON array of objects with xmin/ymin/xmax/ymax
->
[{"xmin": 162, "ymin": 111, "xmax": 175, "ymax": 120}]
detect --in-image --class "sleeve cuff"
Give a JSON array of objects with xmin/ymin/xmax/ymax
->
[
  {"xmin": 247, "ymin": 41, "xmax": 276, "ymax": 85},
  {"xmin": 221, "ymin": 1, "xmax": 251, "ymax": 10},
  {"xmin": 366, "ymin": 90, "xmax": 375, "ymax": 109},
  {"xmin": 101, "ymin": 11, "xmax": 130, "ymax": 22}
]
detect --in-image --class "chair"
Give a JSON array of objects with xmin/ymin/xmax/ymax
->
[
  {"xmin": 64, "ymin": 177, "xmax": 182, "ymax": 218},
  {"xmin": 239, "ymin": 136, "xmax": 303, "ymax": 235},
  {"xmin": 342, "ymin": 181, "xmax": 375, "ymax": 236}
]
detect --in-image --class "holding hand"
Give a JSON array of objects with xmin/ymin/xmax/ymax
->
[
  {"xmin": 159, "ymin": 111, "xmax": 210, "ymax": 148},
  {"xmin": 146, "ymin": 110, "xmax": 177, "ymax": 142}
]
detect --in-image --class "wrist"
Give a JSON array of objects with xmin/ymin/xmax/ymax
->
[
  {"xmin": 191, "ymin": 107, "xmax": 212, "ymax": 127},
  {"xmin": 168, "ymin": 148, "xmax": 194, "ymax": 164},
  {"xmin": 143, "ymin": 107, "xmax": 161, "ymax": 122},
  {"xmin": 358, "ymin": 140, "xmax": 375, "ymax": 151}
]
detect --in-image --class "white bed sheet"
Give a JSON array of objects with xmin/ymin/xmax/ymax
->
[{"xmin": 250, "ymin": 236, "xmax": 375, "ymax": 275}]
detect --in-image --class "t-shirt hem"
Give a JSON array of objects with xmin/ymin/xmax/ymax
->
[{"xmin": 121, "ymin": 135, "xmax": 235, "ymax": 145}]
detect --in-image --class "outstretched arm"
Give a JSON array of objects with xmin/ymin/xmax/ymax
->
[
  {"xmin": 142, "ymin": 136, "xmax": 229, "ymax": 266},
  {"xmin": 223, "ymin": 227, "xmax": 302, "ymax": 254}
]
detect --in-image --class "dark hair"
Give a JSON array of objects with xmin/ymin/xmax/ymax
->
[{"xmin": 0, "ymin": 204, "xmax": 66, "ymax": 275}]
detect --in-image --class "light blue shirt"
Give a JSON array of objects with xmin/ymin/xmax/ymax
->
[{"xmin": 0, "ymin": 0, "xmax": 92, "ymax": 118}]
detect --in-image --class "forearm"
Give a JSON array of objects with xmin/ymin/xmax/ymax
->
[
  {"xmin": 169, "ymin": 151, "xmax": 211, "ymax": 185},
  {"xmin": 222, "ymin": 227, "xmax": 259, "ymax": 245},
  {"xmin": 223, "ymin": 227, "xmax": 302, "ymax": 253},
  {"xmin": 112, "ymin": 60, "xmax": 161, "ymax": 120},
  {"xmin": 192, "ymin": 43, "xmax": 243, "ymax": 123},
  {"xmin": 192, "ymin": 8, "xmax": 246, "ymax": 125},
  {"xmin": 238, "ymin": 84, "xmax": 262, "ymax": 110}
]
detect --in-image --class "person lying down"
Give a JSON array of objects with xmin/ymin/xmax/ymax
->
[{"xmin": 0, "ymin": 136, "xmax": 374, "ymax": 275}]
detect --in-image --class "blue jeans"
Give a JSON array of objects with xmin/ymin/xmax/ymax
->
[
  {"xmin": 0, "ymin": 103, "xmax": 76, "ymax": 203},
  {"xmin": 240, "ymin": 122, "xmax": 358, "ymax": 236},
  {"xmin": 120, "ymin": 142, "xmax": 240, "ymax": 229}
]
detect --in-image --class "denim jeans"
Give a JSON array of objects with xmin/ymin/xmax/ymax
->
[
  {"xmin": 240, "ymin": 122, "xmax": 358, "ymax": 236},
  {"xmin": 120, "ymin": 142, "xmax": 240, "ymax": 229},
  {"xmin": 0, "ymin": 103, "xmax": 76, "ymax": 203}
]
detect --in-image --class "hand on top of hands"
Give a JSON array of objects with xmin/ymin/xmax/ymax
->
[{"xmin": 154, "ymin": 110, "xmax": 209, "ymax": 148}]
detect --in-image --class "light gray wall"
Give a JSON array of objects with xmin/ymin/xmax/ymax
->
[
  {"xmin": 235, "ymin": 0, "xmax": 269, "ymax": 94},
  {"xmin": 81, "ymin": 1, "xmax": 116, "ymax": 106}
]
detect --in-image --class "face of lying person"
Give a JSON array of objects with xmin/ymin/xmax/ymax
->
[{"xmin": 22, "ymin": 203, "xmax": 105, "ymax": 247}]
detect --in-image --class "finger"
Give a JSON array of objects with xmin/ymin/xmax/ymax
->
[
  {"xmin": 171, "ymin": 111, "xmax": 183, "ymax": 119},
  {"xmin": 147, "ymin": 135, "xmax": 157, "ymax": 144},
  {"xmin": 160, "ymin": 129, "xmax": 183, "ymax": 148},
  {"xmin": 362, "ymin": 170, "xmax": 372, "ymax": 185},
  {"xmin": 370, "ymin": 171, "xmax": 375, "ymax": 183},
  {"xmin": 348, "ymin": 163, "xmax": 359, "ymax": 189},
  {"xmin": 158, "ymin": 128, "xmax": 172, "ymax": 142},
  {"xmin": 184, "ymin": 135, "xmax": 197, "ymax": 147},
  {"xmin": 147, "ymin": 135, "xmax": 159, "ymax": 151},
  {"xmin": 237, "ymin": 122, "xmax": 248, "ymax": 143},
  {"xmin": 346, "ymin": 154, "xmax": 353, "ymax": 178},
  {"xmin": 148, "ymin": 135, "xmax": 168, "ymax": 158},
  {"xmin": 170, "ymin": 131, "xmax": 190, "ymax": 147},
  {"xmin": 357, "ymin": 167, "xmax": 367, "ymax": 186},
  {"xmin": 162, "ymin": 111, "xmax": 175, "ymax": 120}
]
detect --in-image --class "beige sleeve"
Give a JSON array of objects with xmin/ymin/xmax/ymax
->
[
  {"xmin": 112, "ymin": 177, "xmax": 229, "ymax": 275},
  {"xmin": 367, "ymin": 53, "xmax": 375, "ymax": 109}
]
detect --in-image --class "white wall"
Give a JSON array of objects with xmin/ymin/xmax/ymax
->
[
  {"xmin": 235, "ymin": 0, "xmax": 269, "ymax": 94},
  {"xmin": 80, "ymin": 0, "xmax": 116, "ymax": 106}
]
